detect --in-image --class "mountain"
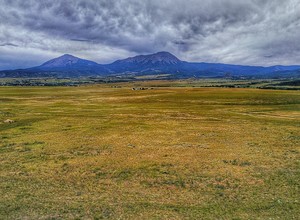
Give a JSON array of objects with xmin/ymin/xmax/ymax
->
[
  {"xmin": 0, "ymin": 54, "xmax": 108, "ymax": 78},
  {"xmin": 107, "ymin": 51, "xmax": 184, "ymax": 74},
  {"xmin": 113, "ymin": 51, "xmax": 182, "ymax": 65},
  {"xmin": 28, "ymin": 54, "xmax": 109, "ymax": 76},
  {"xmin": 107, "ymin": 52, "xmax": 300, "ymax": 77},
  {"xmin": 33, "ymin": 54, "xmax": 99, "ymax": 71},
  {"xmin": 1, "ymin": 52, "xmax": 300, "ymax": 78}
]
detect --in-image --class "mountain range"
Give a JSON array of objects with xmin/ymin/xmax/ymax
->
[{"xmin": 1, "ymin": 51, "xmax": 300, "ymax": 79}]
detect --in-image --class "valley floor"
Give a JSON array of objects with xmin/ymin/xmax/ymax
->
[{"xmin": 0, "ymin": 84, "xmax": 299, "ymax": 219}]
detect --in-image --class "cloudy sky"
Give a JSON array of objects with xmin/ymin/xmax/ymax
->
[{"xmin": 0, "ymin": 0, "xmax": 300, "ymax": 70}]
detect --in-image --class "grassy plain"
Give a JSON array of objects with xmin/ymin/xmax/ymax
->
[{"xmin": 0, "ymin": 82, "xmax": 299, "ymax": 219}]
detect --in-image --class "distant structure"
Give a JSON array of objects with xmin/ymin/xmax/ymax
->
[{"xmin": 132, "ymin": 87, "xmax": 153, "ymax": 90}]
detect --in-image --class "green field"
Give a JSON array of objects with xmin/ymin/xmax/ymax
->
[
  {"xmin": 0, "ymin": 83, "xmax": 299, "ymax": 219},
  {"xmin": 0, "ymin": 78, "xmax": 300, "ymax": 90}
]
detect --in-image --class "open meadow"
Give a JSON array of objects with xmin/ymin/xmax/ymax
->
[{"xmin": 0, "ymin": 83, "xmax": 299, "ymax": 219}]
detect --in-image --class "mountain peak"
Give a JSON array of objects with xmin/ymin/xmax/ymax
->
[
  {"xmin": 40, "ymin": 54, "xmax": 80, "ymax": 67},
  {"xmin": 60, "ymin": 54, "xmax": 77, "ymax": 58},
  {"xmin": 36, "ymin": 54, "xmax": 99, "ymax": 70},
  {"xmin": 151, "ymin": 51, "xmax": 181, "ymax": 62},
  {"xmin": 114, "ymin": 51, "xmax": 182, "ymax": 65}
]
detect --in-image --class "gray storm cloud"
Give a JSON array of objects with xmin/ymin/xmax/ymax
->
[{"xmin": 0, "ymin": 0, "xmax": 300, "ymax": 70}]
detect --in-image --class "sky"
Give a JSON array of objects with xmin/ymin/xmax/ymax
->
[{"xmin": 0, "ymin": 0, "xmax": 300, "ymax": 70}]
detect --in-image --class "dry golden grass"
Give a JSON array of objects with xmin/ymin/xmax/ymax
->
[{"xmin": 0, "ymin": 83, "xmax": 299, "ymax": 219}]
